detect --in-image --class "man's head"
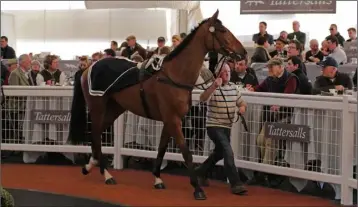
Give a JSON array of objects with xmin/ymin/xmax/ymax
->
[
  {"xmin": 287, "ymin": 56, "xmax": 301, "ymax": 72},
  {"xmin": 274, "ymin": 38, "xmax": 287, "ymax": 51},
  {"xmin": 257, "ymin": 36, "xmax": 269, "ymax": 48},
  {"xmin": 309, "ymin": 39, "xmax": 319, "ymax": 52},
  {"xmin": 103, "ymin": 49, "xmax": 115, "ymax": 58},
  {"xmin": 329, "ymin": 24, "xmax": 338, "ymax": 36},
  {"xmin": 287, "ymin": 40, "xmax": 302, "ymax": 57},
  {"xmin": 110, "ymin": 41, "xmax": 118, "ymax": 51},
  {"xmin": 91, "ymin": 52, "xmax": 102, "ymax": 62},
  {"xmin": 216, "ymin": 63, "xmax": 231, "ymax": 84},
  {"xmin": 259, "ymin": 21, "xmax": 267, "ymax": 33},
  {"xmin": 280, "ymin": 31, "xmax": 288, "ymax": 40},
  {"xmin": 267, "ymin": 58, "xmax": 284, "ymax": 77},
  {"xmin": 348, "ymin": 27, "xmax": 356, "ymax": 40},
  {"xmin": 1, "ymin": 36, "xmax": 8, "ymax": 48},
  {"xmin": 7, "ymin": 59, "xmax": 18, "ymax": 71},
  {"xmin": 234, "ymin": 59, "xmax": 248, "ymax": 74},
  {"xmin": 157, "ymin": 36, "xmax": 166, "ymax": 48},
  {"xmin": 18, "ymin": 54, "xmax": 31, "ymax": 70},
  {"xmin": 44, "ymin": 55, "xmax": 59, "ymax": 70},
  {"xmin": 326, "ymin": 35, "xmax": 338, "ymax": 51},
  {"xmin": 126, "ymin": 35, "xmax": 136, "ymax": 47},
  {"xmin": 319, "ymin": 56, "xmax": 338, "ymax": 78},
  {"xmin": 292, "ymin": 21, "xmax": 300, "ymax": 32}
]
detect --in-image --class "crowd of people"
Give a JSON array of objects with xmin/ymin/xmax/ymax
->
[{"xmin": 0, "ymin": 19, "xmax": 357, "ymax": 196}]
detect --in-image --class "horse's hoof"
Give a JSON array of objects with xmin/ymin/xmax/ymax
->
[
  {"xmin": 82, "ymin": 167, "xmax": 89, "ymax": 175},
  {"xmin": 193, "ymin": 191, "xmax": 207, "ymax": 200},
  {"xmin": 154, "ymin": 183, "xmax": 166, "ymax": 189},
  {"xmin": 105, "ymin": 178, "xmax": 117, "ymax": 185}
]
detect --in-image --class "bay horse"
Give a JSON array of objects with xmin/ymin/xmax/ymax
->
[{"xmin": 68, "ymin": 10, "xmax": 247, "ymax": 200}]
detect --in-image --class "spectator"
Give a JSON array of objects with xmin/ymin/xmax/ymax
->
[
  {"xmin": 252, "ymin": 21, "xmax": 274, "ymax": 45},
  {"xmin": 326, "ymin": 24, "xmax": 345, "ymax": 47},
  {"xmin": 8, "ymin": 54, "xmax": 32, "ymax": 86},
  {"xmin": 246, "ymin": 58, "xmax": 299, "ymax": 184},
  {"xmin": 269, "ymin": 37, "xmax": 288, "ymax": 58},
  {"xmin": 110, "ymin": 40, "xmax": 118, "ymax": 51},
  {"xmin": 287, "ymin": 40, "xmax": 307, "ymax": 75},
  {"xmin": 320, "ymin": 40, "xmax": 330, "ymax": 56},
  {"xmin": 120, "ymin": 35, "xmax": 147, "ymax": 60},
  {"xmin": 312, "ymin": 57, "xmax": 352, "ymax": 94},
  {"xmin": 327, "ymin": 35, "xmax": 347, "ymax": 65},
  {"xmin": 279, "ymin": 31, "xmax": 288, "ymax": 42},
  {"xmin": 230, "ymin": 58, "xmax": 259, "ymax": 87},
  {"xmin": 147, "ymin": 36, "xmax": 166, "ymax": 59},
  {"xmin": 286, "ymin": 56, "xmax": 312, "ymax": 95},
  {"xmin": 305, "ymin": 39, "xmax": 324, "ymax": 63},
  {"xmin": 171, "ymin": 35, "xmax": 182, "ymax": 50},
  {"xmin": 29, "ymin": 60, "xmax": 43, "ymax": 86},
  {"xmin": 37, "ymin": 55, "xmax": 66, "ymax": 85},
  {"xmin": 180, "ymin": 32, "xmax": 187, "ymax": 39},
  {"xmin": 91, "ymin": 52, "xmax": 103, "ymax": 62},
  {"xmin": 287, "ymin": 21, "xmax": 306, "ymax": 46},
  {"xmin": 251, "ymin": 36, "xmax": 271, "ymax": 63},
  {"xmin": 196, "ymin": 63, "xmax": 248, "ymax": 195},
  {"xmin": 0, "ymin": 36, "xmax": 16, "ymax": 59},
  {"xmin": 347, "ymin": 28, "xmax": 357, "ymax": 42},
  {"xmin": 103, "ymin": 49, "xmax": 116, "ymax": 58}
]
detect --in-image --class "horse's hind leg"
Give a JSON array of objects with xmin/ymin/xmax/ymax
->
[
  {"xmin": 152, "ymin": 126, "xmax": 170, "ymax": 189},
  {"xmin": 168, "ymin": 119, "xmax": 206, "ymax": 200}
]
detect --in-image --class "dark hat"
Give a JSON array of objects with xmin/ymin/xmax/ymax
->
[
  {"xmin": 317, "ymin": 56, "xmax": 338, "ymax": 68},
  {"xmin": 274, "ymin": 37, "xmax": 288, "ymax": 44},
  {"xmin": 157, "ymin": 36, "xmax": 165, "ymax": 42}
]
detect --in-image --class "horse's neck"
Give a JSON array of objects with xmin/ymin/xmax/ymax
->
[{"xmin": 166, "ymin": 32, "xmax": 207, "ymax": 86}]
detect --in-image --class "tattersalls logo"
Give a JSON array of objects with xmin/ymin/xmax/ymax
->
[
  {"xmin": 30, "ymin": 110, "xmax": 71, "ymax": 124},
  {"xmin": 264, "ymin": 122, "xmax": 310, "ymax": 143},
  {"xmin": 240, "ymin": 0, "xmax": 336, "ymax": 14}
]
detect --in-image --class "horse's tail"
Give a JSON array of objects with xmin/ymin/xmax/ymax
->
[{"xmin": 68, "ymin": 70, "xmax": 88, "ymax": 145}]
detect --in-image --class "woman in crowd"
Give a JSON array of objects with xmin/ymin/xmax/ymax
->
[
  {"xmin": 171, "ymin": 35, "xmax": 182, "ymax": 50},
  {"xmin": 320, "ymin": 40, "xmax": 330, "ymax": 56}
]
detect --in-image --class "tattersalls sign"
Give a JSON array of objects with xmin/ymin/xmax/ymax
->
[
  {"xmin": 264, "ymin": 122, "xmax": 310, "ymax": 143},
  {"xmin": 240, "ymin": 0, "xmax": 336, "ymax": 14},
  {"xmin": 30, "ymin": 110, "xmax": 71, "ymax": 124}
]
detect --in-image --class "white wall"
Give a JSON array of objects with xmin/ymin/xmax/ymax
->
[
  {"xmin": 201, "ymin": 1, "xmax": 357, "ymax": 46},
  {"xmin": 2, "ymin": 9, "xmax": 168, "ymax": 59},
  {"xmin": 1, "ymin": 12, "xmax": 16, "ymax": 50}
]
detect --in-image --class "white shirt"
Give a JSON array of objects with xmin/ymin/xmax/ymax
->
[
  {"xmin": 329, "ymin": 46, "xmax": 347, "ymax": 64},
  {"xmin": 36, "ymin": 70, "xmax": 66, "ymax": 85}
]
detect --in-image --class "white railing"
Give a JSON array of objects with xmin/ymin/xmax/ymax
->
[{"xmin": 1, "ymin": 86, "xmax": 357, "ymax": 205}]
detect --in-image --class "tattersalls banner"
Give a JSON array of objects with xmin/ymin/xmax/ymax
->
[{"xmin": 240, "ymin": 0, "xmax": 336, "ymax": 14}]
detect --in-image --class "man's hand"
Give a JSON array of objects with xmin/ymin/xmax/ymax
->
[
  {"xmin": 335, "ymin": 85, "xmax": 344, "ymax": 91},
  {"xmin": 246, "ymin": 84, "xmax": 255, "ymax": 91},
  {"xmin": 270, "ymin": 105, "xmax": 280, "ymax": 112},
  {"xmin": 213, "ymin": 77, "xmax": 222, "ymax": 88},
  {"xmin": 238, "ymin": 106, "xmax": 246, "ymax": 114}
]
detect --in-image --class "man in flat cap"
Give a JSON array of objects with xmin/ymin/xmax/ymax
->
[{"xmin": 120, "ymin": 35, "xmax": 147, "ymax": 60}]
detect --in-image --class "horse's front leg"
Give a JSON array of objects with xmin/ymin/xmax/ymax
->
[{"xmin": 168, "ymin": 118, "xmax": 206, "ymax": 200}]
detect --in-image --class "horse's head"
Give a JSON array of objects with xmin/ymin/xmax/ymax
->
[{"xmin": 204, "ymin": 10, "xmax": 247, "ymax": 61}]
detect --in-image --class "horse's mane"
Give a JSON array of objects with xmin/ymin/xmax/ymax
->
[{"xmin": 164, "ymin": 18, "xmax": 219, "ymax": 62}]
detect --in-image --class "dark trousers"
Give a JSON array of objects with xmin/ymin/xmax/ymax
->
[{"xmin": 197, "ymin": 127, "xmax": 242, "ymax": 186}]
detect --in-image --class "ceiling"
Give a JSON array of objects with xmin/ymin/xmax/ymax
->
[{"xmin": 84, "ymin": 1, "xmax": 200, "ymax": 11}]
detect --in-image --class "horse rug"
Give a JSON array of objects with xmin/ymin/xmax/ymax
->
[{"xmin": 88, "ymin": 56, "xmax": 164, "ymax": 96}]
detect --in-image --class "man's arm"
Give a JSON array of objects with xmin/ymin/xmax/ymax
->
[
  {"xmin": 253, "ymin": 78, "xmax": 268, "ymax": 92},
  {"xmin": 283, "ymin": 76, "xmax": 298, "ymax": 93},
  {"xmin": 200, "ymin": 84, "xmax": 217, "ymax": 102}
]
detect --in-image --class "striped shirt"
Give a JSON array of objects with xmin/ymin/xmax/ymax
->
[{"xmin": 202, "ymin": 82, "xmax": 245, "ymax": 128}]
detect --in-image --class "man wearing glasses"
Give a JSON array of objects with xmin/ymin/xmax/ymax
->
[{"xmin": 326, "ymin": 24, "xmax": 345, "ymax": 47}]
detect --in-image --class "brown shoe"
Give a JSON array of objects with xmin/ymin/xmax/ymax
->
[{"xmin": 231, "ymin": 185, "xmax": 248, "ymax": 195}]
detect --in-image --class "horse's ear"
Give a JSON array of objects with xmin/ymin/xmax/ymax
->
[{"xmin": 209, "ymin": 10, "xmax": 219, "ymax": 23}]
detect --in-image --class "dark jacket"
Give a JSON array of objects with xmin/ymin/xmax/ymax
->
[
  {"xmin": 288, "ymin": 31, "xmax": 306, "ymax": 45},
  {"xmin": 0, "ymin": 46, "xmax": 16, "ymax": 59},
  {"xmin": 252, "ymin": 32, "xmax": 274, "ymax": 45},
  {"xmin": 292, "ymin": 69, "xmax": 312, "ymax": 95},
  {"xmin": 251, "ymin": 47, "xmax": 270, "ymax": 63},
  {"xmin": 305, "ymin": 50, "xmax": 324, "ymax": 62},
  {"xmin": 121, "ymin": 44, "xmax": 147, "ymax": 60},
  {"xmin": 313, "ymin": 72, "xmax": 353, "ymax": 94},
  {"xmin": 269, "ymin": 50, "xmax": 287, "ymax": 58},
  {"xmin": 40, "ymin": 69, "xmax": 62, "ymax": 84},
  {"xmin": 230, "ymin": 68, "xmax": 259, "ymax": 87},
  {"xmin": 353, "ymin": 68, "xmax": 357, "ymax": 88},
  {"xmin": 325, "ymin": 33, "xmax": 345, "ymax": 47}
]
